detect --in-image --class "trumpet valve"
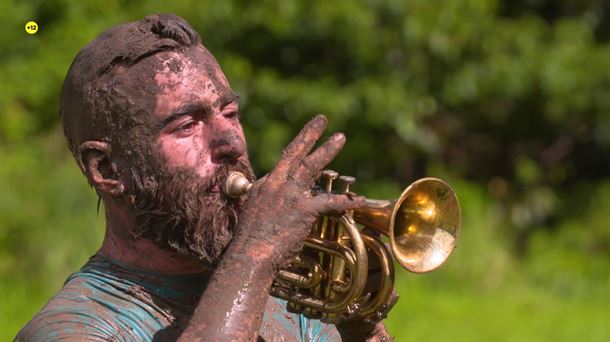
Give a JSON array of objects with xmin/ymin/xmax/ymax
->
[
  {"xmin": 320, "ymin": 170, "xmax": 339, "ymax": 192},
  {"xmin": 337, "ymin": 175, "xmax": 356, "ymax": 193}
]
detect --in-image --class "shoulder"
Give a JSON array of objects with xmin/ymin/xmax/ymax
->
[
  {"xmin": 15, "ymin": 274, "xmax": 123, "ymax": 341},
  {"xmin": 15, "ymin": 308, "xmax": 114, "ymax": 342},
  {"xmin": 15, "ymin": 268, "xmax": 169, "ymax": 341}
]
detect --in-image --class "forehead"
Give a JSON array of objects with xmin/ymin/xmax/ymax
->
[
  {"xmin": 153, "ymin": 47, "xmax": 226, "ymax": 87},
  {"xmin": 150, "ymin": 47, "xmax": 235, "ymax": 118}
]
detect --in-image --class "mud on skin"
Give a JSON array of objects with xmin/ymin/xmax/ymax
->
[
  {"xmin": 53, "ymin": 13, "xmax": 393, "ymax": 341},
  {"xmin": 178, "ymin": 115, "xmax": 368, "ymax": 341}
]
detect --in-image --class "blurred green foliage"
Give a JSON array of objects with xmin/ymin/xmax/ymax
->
[{"xmin": 1, "ymin": 0, "xmax": 609, "ymax": 340}]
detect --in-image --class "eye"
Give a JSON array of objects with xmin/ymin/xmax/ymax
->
[
  {"xmin": 223, "ymin": 110, "xmax": 240, "ymax": 121},
  {"xmin": 173, "ymin": 120, "xmax": 199, "ymax": 136}
]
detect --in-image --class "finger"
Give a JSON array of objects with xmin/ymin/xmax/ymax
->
[
  {"xmin": 246, "ymin": 173, "xmax": 269, "ymax": 194},
  {"xmin": 272, "ymin": 115, "xmax": 327, "ymax": 178},
  {"xmin": 293, "ymin": 132, "xmax": 345, "ymax": 184},
  {"xmin": 308, "ymin": 193, "xmax": 366, "ymax": 215}
]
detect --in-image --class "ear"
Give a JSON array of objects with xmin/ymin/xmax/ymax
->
[{"xmin": 77, "ymin": 141, "xmax": 125, "ymax": 196}]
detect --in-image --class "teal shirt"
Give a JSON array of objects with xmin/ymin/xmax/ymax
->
[{"xmin": 16, "ymin": 255, "xmax": 340, "ymax": 341}]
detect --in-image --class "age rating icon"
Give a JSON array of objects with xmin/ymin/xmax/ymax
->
[{"xmin": 25, "ymin": 21, "xmax": 38, "ymax": 34}]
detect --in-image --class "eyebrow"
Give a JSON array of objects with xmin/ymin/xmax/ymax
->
[
  {"xmin": 159, "ymin": 92, "xmax": 240, "ymax": 128},
  {"xmin": 220, "ymin": 92, "xmax": 240, "ymax": 110},
  {"xmin": 161, "ymin": 102, "xmax": 211, "ymax": 126}
]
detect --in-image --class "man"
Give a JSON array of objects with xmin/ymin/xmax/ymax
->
[{"xmin": 16, "ymin": 14, "xmax": 393, "ymax": 341}]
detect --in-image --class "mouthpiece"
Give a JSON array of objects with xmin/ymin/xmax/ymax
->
[{"xmin": 223, "ymin": 171, "xmax": 252, "ymax": 198}]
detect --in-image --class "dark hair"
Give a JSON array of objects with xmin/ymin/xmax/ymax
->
[{"xmin": 60, "ymin": 13, "xmax": 201, "ymax": 162}]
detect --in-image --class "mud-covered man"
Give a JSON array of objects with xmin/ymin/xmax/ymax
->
[{"xmin": 17, "ymin": 14, "xmax": 393, "ymax": 341}]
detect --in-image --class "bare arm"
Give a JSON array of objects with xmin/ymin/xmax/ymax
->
[
  {"xmin": 177, "ymin": 237, "xmax": 276, "ymax": 341},
  {"xmin": 178, "ymin": 115, "xmax": 365, "ymax": 341}
]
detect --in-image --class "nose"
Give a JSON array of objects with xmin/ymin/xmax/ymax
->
[{"xmin": 209, "ymin": 128, "xmax": 246, "ymax": 164}]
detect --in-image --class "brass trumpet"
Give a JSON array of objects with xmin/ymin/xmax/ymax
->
[{"xmin": 223, "ymin": 170, "xmax": 461, "ymax": 323}]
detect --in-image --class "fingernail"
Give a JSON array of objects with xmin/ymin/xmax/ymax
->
[{"xmin": 333, "ymin": 133, "xmax": 345, "ymax": 141}]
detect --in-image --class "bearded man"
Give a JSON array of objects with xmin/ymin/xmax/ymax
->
[{"xmin": 16, "ymin": 14, "xmax": 393, "ymax": 341}]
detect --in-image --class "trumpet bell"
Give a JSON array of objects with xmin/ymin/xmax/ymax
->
[{"xmin": 390, "ymin": 178, "xmax": 461, "ymax": 273}]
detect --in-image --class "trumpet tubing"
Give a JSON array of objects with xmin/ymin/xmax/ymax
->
[{"xmin": 224, "ymin": 169, "xmax": 461, "ymax": 323}]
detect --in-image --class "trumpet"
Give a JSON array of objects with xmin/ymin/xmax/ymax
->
[{"xmin": 223, "ymin": 169, "xmax": 461, "ymax": 323}]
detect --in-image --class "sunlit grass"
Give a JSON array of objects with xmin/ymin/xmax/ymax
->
[{"xmin": 387, "ymin": 276, "xmax": 608, "ymax": 341}]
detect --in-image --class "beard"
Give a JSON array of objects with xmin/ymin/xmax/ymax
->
[{"xmin": 126, "ymin": 149, "xmax": 255, "ymax": 267}]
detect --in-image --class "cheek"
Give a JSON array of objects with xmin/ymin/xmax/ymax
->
[{"xmin": 157, "ymin": 132, "xmax": 215, "ymax": 177}]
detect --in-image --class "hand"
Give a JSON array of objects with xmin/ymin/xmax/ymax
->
[{"xmin": 233, "ymin": 115, "xmax": 365, "ymax": 269}]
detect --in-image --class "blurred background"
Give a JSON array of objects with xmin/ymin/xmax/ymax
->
[{"xmin": 1, "ymin": 0, "xmax": 609, "ymax": 340}]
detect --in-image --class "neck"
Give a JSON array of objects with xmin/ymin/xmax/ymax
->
[{"xmin": 97, "ymin": 196, "xmax": 209, "ymax": 275}]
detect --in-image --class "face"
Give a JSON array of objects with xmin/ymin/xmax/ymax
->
[
  {"xmin": 118, "ymin": 46, "xmax": 255, "ymax": 266},
  {"xmin": 153, "ymin": 46, "xmax": 247, "ymax": 182}
]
